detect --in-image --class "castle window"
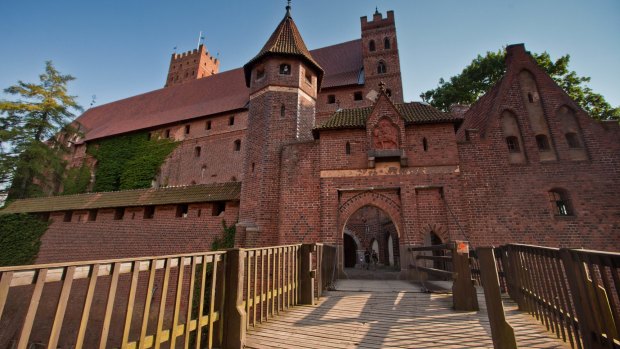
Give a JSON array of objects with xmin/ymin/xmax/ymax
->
[
  {"xmin": 305, "ymin": 70, "xmax": 312, "ymax": 84},
  {"xmin": 114, "ymin": 207, "xmax": 125, "ymax": 220},
  {"xmin": 229, "ymin": 116, "xmax": 235, "ymax": 126},
  {"xmin": 549, "ymin": 189, "xmax": 573, "ymax": 216},
  {"xmin": 345, "ymin": 142, "xmax": 351, "ymax": 155},
  {"xmin": 536, "ymin": 134, "xmax": 550, "ymax": 151},
  {"xmin": 506, "ymin": 136, "xmax": 520, "ymax": 153},
  {"xmin": 280, "ymin": 63, "xmax": 291, "ymax": 75},
  {"xmin": 176, "ymin": 204, "xmax": 189, "ymax": 218},
  {"xmin": 144, "ymin": 206, "xmax": 155, "ymax": 219},
  {"xmin": 565, "ymin": 132, "xmax": 581, "ymax": 148},
  {"xmin": 256, "ymin": 67, "xmax": 265, "ymax": 80},
  {"xmin": 206, "ymin": 120, "xmax": 212, "ymax": 130},
  {"xmin": 201, "ymin": 165, "xmax": 206, "ymax": 179},
  {"xmin": 63, "ymin": 211, "xmax": 72, "ymax": 222},
  {"xmin": 88, "ymin": 209, "xmax": 97, "ymax": 222},
  {"xmin": 354, "ymin": 91, "xmax": 363, "ymax": 101},
  {"xmin": 377, "ymin": 61, "xmax": 387, "ymax": 74},
  {"xmin": 384, "ymin": 37, "xmax": 391, "ymax": 49},
  {"xmin": 386, "ymin": 89, "xmax": 392, "ymax": 97},
  {"xmin": 185, "ymin": 125, "xmax": 191, "ymax": 134},
  {"xmin": 147, "ymin": 132, "xmax": 152, "ymax": 141},
  {"xmin": 528, "ymin": 93, "xmax": 534, "ymax": 103},
  {"xmin": 251, "ymin": 163, "xmax": 255, "ymax": 173},
  {"xmin": 212, "ymin": 202, "xmax": 226, "ymax": 216},
  {"xmin": 165, "ymin": 129, "xmax": 171, "ymax": 138},
  {"xmin": 281, "ymin": 104, "xmax": 286, "ymax": 117},
  {"xmin": 234, "ymin": 139, "xmax": 241, "ymax": 151},
  {"xmin": 423, "ymin": 138, "xmax": 429, "ymax": 152},
  {"xmin": 327, "ymin": 95, "xmax": 336, "ymax": 104},
  {"xmin": 194, "ymin": 146, "xmax": 201, "ymax": 157},
  {"xmin": 369, "ymin": 40, "xmax": 376, "ymax": 52}
]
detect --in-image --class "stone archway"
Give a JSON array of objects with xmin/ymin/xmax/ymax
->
[{"xmin": 338, "ymin": 191, "xmax": 403, "ymax": 238}]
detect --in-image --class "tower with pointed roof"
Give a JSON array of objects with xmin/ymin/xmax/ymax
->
[{"xmin": 237, "ymin": 2, "xmax": 324, "ymax": 246}]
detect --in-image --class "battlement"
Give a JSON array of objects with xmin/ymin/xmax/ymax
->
[
  {"xmin": 361, "ymin": 10, "xmax": 395, "ymax": 30},
  {"xmin": 165, "ymin": 44, "xmax": 220, "ymax": 87}
]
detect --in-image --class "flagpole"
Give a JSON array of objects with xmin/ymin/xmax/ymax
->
[{"xmin": 197, "ymin": 31, "xmax": 202, "ymax": 50}]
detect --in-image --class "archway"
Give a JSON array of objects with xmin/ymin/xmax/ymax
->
[{"xmin": 342, "ymin": 205, "xmax": 400, "ymax": 273}]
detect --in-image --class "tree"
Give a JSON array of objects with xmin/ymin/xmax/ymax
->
[
  {"xmin": 0, "ymin": 61, "xmax": 82, "ymax": 200},
  {"xmin": 420, "ymin": 48, "xmax": 620, "ymax": 122}
]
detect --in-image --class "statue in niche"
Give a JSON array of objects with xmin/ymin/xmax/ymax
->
[{"xmin": 372, "ymin": 118, "xmax": 399, "ymax": 149}]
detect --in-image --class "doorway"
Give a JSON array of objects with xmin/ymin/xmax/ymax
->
[{"xmin": 343, "ymin": 233, "xmax": 358, "ymax": 268}]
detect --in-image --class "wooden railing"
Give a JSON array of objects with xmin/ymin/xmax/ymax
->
[
  {"xmin": 0, "ymin": 243, "xmax": 338, "ymax": 349},
  {"xmin": 477, "ymin": 244, "xmax": 620, "ymax": 349},
  {"xmin": 408, "ymin": 240, "xmax": 479, "ymax": 311}
]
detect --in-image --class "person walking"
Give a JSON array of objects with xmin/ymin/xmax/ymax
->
[
  {"xmin": 371, "ymin": 250, "xmax": 378, "ymax": 270},
  {"xmin": 364, "ymin": 248, "xmax": 371, "ymax": 270}
]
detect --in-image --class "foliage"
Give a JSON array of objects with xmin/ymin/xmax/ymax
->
[
  {"xmin": 87, "ymin": 132, "xmax": 177, "ymax": 192},
  {"xmin": 420, "ymin": 48, "xmax": 620, "ymax": 121},
  {"xmin": 62, "ymin": 163, "xmax": 91, "ymax": 195},
  {"xmin": 211, "ymin": 220, "xmax": 236, "ymax": 251},
  {"xmin": 0, "ymin": 61, "xmax": 82, "ymax": 199},
  {"xmin": 0, "ymin": 213, "xmax": 50, "ymax": 266}
]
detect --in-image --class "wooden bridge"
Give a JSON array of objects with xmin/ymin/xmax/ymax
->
[{"xmin": 0, "ymin": 242, "xmax": 618, "ymax": 349}]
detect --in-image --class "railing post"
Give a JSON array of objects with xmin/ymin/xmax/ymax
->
[
  {"xmin": 560, "ymin": 248, "xmax": 604, "ymax": 349},
  {"xmin": 452, "ymin": 241, "xmax": 479, "ymax": 311},
  {"xmin": 299, "ymin": 244, "xmax": 315, "ymax": 305},
  {"xmin": 222, "ymin": 249, "xmax": 246, "ymax": 349},
  {"xmin": 478, "ymin": 247, "xmax": 518, "ymax": 349}
]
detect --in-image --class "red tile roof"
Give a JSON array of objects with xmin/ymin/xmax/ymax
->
[
  {"xmin": 76, "ymin": 41, "xmax": 364, "ymax": 142},
  {"xmin": 244, "ymin": 12, "xmax": 324, "ymax": 88},
  {"xmin": 312, "ymin": 40, "xmax": 363, "ymax": 88}
]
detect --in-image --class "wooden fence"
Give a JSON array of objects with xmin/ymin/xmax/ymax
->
[
  {"xmin": 0, "ymin": 243, "xmax": 338, "ymax": 349},
  {"xmin": 477, "ymin": 244, "xmax": 620, "ymax": 349},
  {"xmin": 408, "ymin": 240, "xmax": 479, "ymax": 311}
]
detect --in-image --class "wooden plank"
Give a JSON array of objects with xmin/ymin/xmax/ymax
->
[
  {"xmin": 139, "ymin": 259, "xmax": 158, "ymax": 349},
  {"xmin": 253, "ymin": 250, "xmax": 258, "ymax": 327},
  {"xmin": 207, "ymin": 256, "xmax": 219, "ymax": 349},
  {"xmin": 17, "ymin": 268, "xmax": 47, "ymax": 349},
  {"xmin": 75, "ymin": 264, "xmax": 99, "ymax": 349},
  {"xmin": 154, "ymin": 257, "xmax": 172, "ymax": 349},
  {"xmin": 170, "ymin": 257, "xmax": 185, "ymax": 349},
  {"xmin": 122, "ymin": 261, "xmax": 141, "ymax": 347},
  {"xmin": 99, "ymin": 262, "xmax": 121, "ymax": 349},
  {"xmin": 408, "ymin": 243, "xmax": 454, "ymax": 252},
  {"xmin": 194, "ymin": 254, "xmax": 208, "ymax": 349},
  {"xmin": 48, "ymin": 266, "xmax": 76, "ymax": 349},
  {"xmin": 0, "ymin": 271, "xmax": 14, "ymax": 320},
  {"xmin": 260, "ymin": 249, "xmax": 265, "ymax": 323},
  {"xmin": 183, "ymin": 256, "xmax": 197, "ymax": 349}
]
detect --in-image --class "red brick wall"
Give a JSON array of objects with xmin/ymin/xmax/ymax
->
[{"xmin": 36, "ymin": 201, "xmax": 239, "ymax": 263}]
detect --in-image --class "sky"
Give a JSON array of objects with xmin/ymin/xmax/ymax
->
[{"xmin": 0, "ymin": 0, "xmax": 618, "ymax": 111}]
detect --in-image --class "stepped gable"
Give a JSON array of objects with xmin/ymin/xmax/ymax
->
[
  {"xmin": 315, "ymin": 102, "xmax": 461, "ymax": 132},
  {"xmin": 243, "ymin": 6, "xmax": 324, "ymax": 88},
  {"xmin": 0, "ymin": 182, "xmax": 241, "ymax": 214},
  {"xmin": 311, "ymin": 39, "xmax": 363, "ymax": 88}
]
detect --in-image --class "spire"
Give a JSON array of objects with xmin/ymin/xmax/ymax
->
[
  {"xmin": 286, "ymin": 0, "xmax": 292, "ymax": 18},
  {"xmin": 374, "ymin": 6, "xmax": 380, "ymax": 15},
  {"xmin": 243, "ymin": 3, "xmax": 324, "ymax": 88}
]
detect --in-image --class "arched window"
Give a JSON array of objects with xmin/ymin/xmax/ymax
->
[
  {"xmin": 369, "ymin": 40, "xmax": 376, "ymax": 52},
  {"xmin": 548, "ymin": 189, "xmax": 573, "ymax": 216},
  {"xmin": 422, "ymin": 138, "xmax": 428, "ymax": 152},
  {"xmin": 377, "ymin": 61, "xmax": 387, "ymax": 74},
  {"xmin": 506, "ymin": 136, "xmax": 520, "ymax": 153},
  {"xmin": 536, "ymin": 134, "xmax": 550, "ymax": 151},
  {"xmin": 194, "ymin": 146, "xmax": 201, "ymax": 157},
  {"xmin": 345, "ymin": 142, "xmax": 351, "ymax": 155},
  {"xmin": 384, "ymin": 37, "xmax": 391, "ymax": 49},
  {"xmin": 234, "ymin": 139, "xmax": 241, "ymax": 151},
  {"xmin": 565, "ymin": 132, "xmax": 581, "ymax": 148},
  {"xmin": 281, "ymin": 104, "xmax": 286, "ymax": 117},
  {"xmin": 279, "ymin": 63, "xmax": 291, "ymax": 75}
]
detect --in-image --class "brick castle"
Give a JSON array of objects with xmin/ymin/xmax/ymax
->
[{"xmin": 3, "ymin": 5, "xmax": 619, "ymax": 274}]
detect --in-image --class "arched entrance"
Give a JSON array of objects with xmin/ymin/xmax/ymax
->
[{"xmin": 342, "ymin": 205, "xmax": 400, "ymax": 273}]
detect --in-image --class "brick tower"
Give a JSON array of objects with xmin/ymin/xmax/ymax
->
[
  {"xmin": 237, "ymin": 3, "xmax": 323, "ymax": 246},
  {"xmin": 361, "ymin": 9, "xmax": 404, "ymax": 103},
  {"xmin": 164, "ymin": 44, "xmax": 220, "ymax": 87}
]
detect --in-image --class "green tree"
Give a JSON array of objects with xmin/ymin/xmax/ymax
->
[
  {"xmin": 0, "ymin": 61, "xmax": 82, "ymax": 199},
  {"xmin": 420, "ymin": 48, "xmax": 620, "ymax": 121}
]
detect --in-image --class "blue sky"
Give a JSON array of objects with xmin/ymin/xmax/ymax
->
[{"xmin": 0, "ymin": 0, "xmax": 618, "ymax": 110}]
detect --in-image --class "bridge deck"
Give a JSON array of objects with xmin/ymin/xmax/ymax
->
[{"xmin": 245, "ymin": 280, "xmax": 570, "ymax": 349}]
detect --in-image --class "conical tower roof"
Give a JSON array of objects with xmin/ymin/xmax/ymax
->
[{"xmin": 243, "ymin": 4, "xmax": 324, "ymax": 88}]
